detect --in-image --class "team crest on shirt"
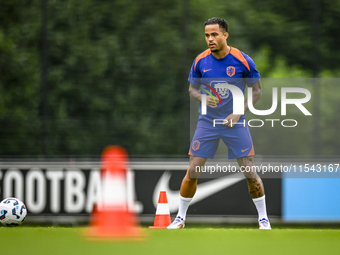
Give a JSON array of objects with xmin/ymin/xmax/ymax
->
[
  {"xmin": 210, "ymin": 81, "xmax": 230, "ymax": 99},
  {"xmin": 226, "ymin": 66, "xmax": 235, "ymax": 77}
]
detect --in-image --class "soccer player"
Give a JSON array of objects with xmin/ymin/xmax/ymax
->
[{"xmin": 167, "ymin": 17, "xmax": 271, "ymax": 229}]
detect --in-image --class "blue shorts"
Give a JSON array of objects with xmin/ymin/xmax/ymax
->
[{"xmin": 189, "ymin": 125, "xmax": 255, "ymax": 159}]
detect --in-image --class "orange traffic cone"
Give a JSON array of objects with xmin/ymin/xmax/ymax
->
[
  {"xmin": 149, "ymin": 191, "xmax": 171, "ymax": 229},
  {"xmin": 86, "ymin": 146, "xmax": 141, "ymax": 239}
]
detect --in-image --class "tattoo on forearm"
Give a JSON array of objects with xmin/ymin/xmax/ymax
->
[
  {"xmin": 252, "ymin": 80, "xmax": 262, "ymax": 105},
  {"xmin": 189, "ymin": 84, "xmax": 203, "ymax": 101}
]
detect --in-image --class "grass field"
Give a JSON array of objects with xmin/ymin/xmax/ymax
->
[{"xmin": 1, "ymin": 226, "xmax": 340, "ymax": 255}]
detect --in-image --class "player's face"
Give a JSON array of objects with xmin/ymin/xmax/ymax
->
[{"xmin": 204, "ymin": 24, "xmax": 228, "ymax": 53}]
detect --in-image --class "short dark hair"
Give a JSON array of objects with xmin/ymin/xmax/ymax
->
[{"xmin": 204, "ymin": 17, "xmax": 228, "ymax": 32}]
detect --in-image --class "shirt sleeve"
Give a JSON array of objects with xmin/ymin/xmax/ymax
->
[
  {"xmin": 188, "ymin": 57, "xmax": 202, "ymax": 86},
  {"xmin": 244, "ymin": 54, "xmax": 261, "ymax": 86}
]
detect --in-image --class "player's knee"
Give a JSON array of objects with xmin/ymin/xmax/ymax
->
[
  {"xmin": 187, "ymin": 165, "xmax": 201, "ymax": 179},
  {"xmin": 243, "ymin": 170, "xmax": 260, "ymax": 179}
]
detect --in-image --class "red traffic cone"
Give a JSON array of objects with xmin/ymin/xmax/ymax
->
[
  {"xmin": 149, "ymin": 191, "xmax": 171, "ymax": 229},
  {"xmin": 86, "ymin": 146, "xmax": 142, "ymax": 239}
]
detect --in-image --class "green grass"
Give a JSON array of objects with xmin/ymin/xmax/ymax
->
[{"xmin": 1, "ymin": 226, "xmax": 340, "ymax": 255}]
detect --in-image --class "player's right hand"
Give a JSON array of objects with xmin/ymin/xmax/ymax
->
[{"xmin": 206, "ymin": 96, "xmax": 219, "ymax": 108}]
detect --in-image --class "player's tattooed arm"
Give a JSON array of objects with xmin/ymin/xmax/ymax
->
[
  {"xmin": 223, "ymin": 79, "xmax": 262, "ymax": 127},
  {"xmin": 189, "ymin": 83, "xmax": 218, "ymax": 108},
  {"xmin": 244, "ymin": 79, "xmax": 262, "ymax": 112}
]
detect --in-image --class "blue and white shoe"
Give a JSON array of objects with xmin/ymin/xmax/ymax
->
[
  {"xmin": 259, "ymin": 218, "xmax": 271, "ymax": 230},
  {"xmin": 167, "ymin": 216, "xmax": 185, "ymax": 229}
]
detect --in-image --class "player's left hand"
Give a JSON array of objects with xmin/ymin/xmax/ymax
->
[{"xmin": 222, "ymin": 114, "xmax": 242, "ymax": 127}]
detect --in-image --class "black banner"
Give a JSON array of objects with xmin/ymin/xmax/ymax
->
[{"xmin": 0, "ymin": 161, "xmax": 281, "ymax": 223}]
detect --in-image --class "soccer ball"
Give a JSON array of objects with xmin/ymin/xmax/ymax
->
[{"xmin": 0, "ymin": 198, "xmax": 27, "ymax": 226}]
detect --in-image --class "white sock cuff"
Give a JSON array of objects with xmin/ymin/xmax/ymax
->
[
  {"xmin": 179, "ymin": 195, "xmax": 193, "ymax": 202},
  {"xmin": 252, "ymin": 195, "xmax": 265, "ymax": 203}
]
